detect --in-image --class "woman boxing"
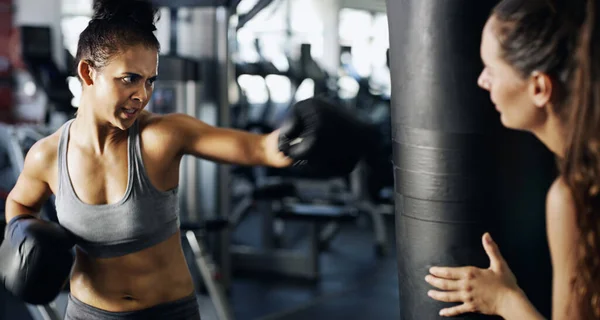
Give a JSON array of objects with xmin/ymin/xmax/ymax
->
[
  {"xmin": 0, "ymin": 0, "xmax": 373, "ymax": 319},
  {"xmin": 425, "ymin": 0, "xmax": 600, "ymax": 319}
]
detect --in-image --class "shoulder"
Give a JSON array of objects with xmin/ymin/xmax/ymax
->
[
  {"xmin": 136, "ymin": 111, "xmax": 203, "ymax": 155},
  {"xmin": 138, "ymin": 111, "xmax": 196, "ymax": 131},
  {"xmin": 137, "ymin": 111, "xmax": 172, "ymax": 139},
  {"xmin": 137, "ymin": 111, "xmax": 209, "ymax": 139},
  {"xmin": 21, "ymin": 126, "xmax": 62, "ymax": 179},
  {"xmin": 546, "ymin": 176, "xmax": 579, "ymax": 261},
  {"xmin": 546, "ymin": 176, "xmax": 577, "ymax": 225}
]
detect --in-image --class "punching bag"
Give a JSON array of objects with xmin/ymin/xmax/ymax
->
[{"xmin": 386, "ymin": 1, "xmax": 555, "ymax": 319}]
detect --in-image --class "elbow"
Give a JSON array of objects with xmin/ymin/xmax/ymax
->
[
  {"xmin": 4, "ymin": 197, "xmax": 19, "ymax": 223},
  {"xmin": 4, "ymin": 193, "xmax": 17, "ymax": 222},
  {"xmin": 5, "ymin": 195, "xmax": 38, "ymax": 223}
]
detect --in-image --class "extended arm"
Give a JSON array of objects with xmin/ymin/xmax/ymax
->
[
  {"xmin": 160, "ymin": 97, "xmax": 378, "ymax": 177},
  {"xmin": 163, "ymin": 113, "xmax": 291, "ymax": 167}
]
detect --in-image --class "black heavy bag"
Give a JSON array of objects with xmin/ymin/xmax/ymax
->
[{"xmin": 385, "ymin": 1, "xmax": 555, "ymax": 319}]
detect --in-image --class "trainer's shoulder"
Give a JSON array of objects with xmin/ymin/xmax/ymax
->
[
  {"xmin": 546, "ymin": 176, "xmax": 578, "ymax": 238},
  {"xmin": 546, "ymin": 177, "xmax": 576, "ymax": 215}
]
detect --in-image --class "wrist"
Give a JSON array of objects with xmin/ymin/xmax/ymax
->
[
  {"xmin": 261, "ymin": 132, "xmax": 275, "ymax": 165},
  {"xmin": 5, "ymin": 214, "xmax": 36, "ymax": 239},
  {"xmin": 498, "ymin": 288, "xmax": 541, "ymax": 320},
  {"xmin": 496, "ymin": 287, "xmax": 521, "ymax": 318},
  {"xmin": 262, "ymin": 130, "xmax": 293, "ymax": 168}
]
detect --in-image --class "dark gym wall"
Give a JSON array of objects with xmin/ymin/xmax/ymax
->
[{"xmin": 386, "ymin": 1, "xmax": 555, "ymax": 319}]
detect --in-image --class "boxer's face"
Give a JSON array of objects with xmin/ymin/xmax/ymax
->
[
  {"xmin": 477, "ymin": 16, "xmax": 549, "ymax": 132},
  {"xmin": 79, "ymin": 44, "xmax": 158, "ymax": 130}
]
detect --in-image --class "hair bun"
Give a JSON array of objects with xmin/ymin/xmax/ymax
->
[{"xmin": 92, "ymin": 0, "xmax": 158, "ymax": 31}]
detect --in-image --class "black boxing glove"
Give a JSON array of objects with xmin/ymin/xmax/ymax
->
[
  {"xmin": 0, "ymin": 214, "xmax": 75, "ymax": 305},
  {"xmin": 278, "ymin": 97, "xmax": 378, "ymax": 178}
]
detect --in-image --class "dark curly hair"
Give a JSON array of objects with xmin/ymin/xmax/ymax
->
[
  {"xmin": 75, "ymin": 0, "xmax": 161, "ymax": 76},
  {"xmin": 492, "ymin": 0, "xmax": 600, "ymax": 318}
]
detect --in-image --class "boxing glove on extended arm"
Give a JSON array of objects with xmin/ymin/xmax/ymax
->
[
  {"xmin": 278, "ymin": 97, "xmax": 379, "ymax": 177},
  {"xmin": 0, "ymin": 214, "xmax": 75, "ymax": 305}
]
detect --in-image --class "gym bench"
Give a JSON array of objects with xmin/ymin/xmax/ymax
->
[{"xmin": 231, "ymin": 181, "xmax": 359, "ymax": 281}]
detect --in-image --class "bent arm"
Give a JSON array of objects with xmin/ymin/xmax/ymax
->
[
  {"xmin": 5, "ymin": 139, "xmax": 54, "ymax": 222},
  {"xmin": 545, "ymin": 177, "xmax": 581, "ymax": 320},
  {"xmin": 498, "ymin": 176, "xmax": 579, "ymax": 320}
]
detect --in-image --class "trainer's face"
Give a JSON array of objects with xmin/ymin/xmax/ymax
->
[
  {"xmin": 81, "ymin": 44, "xmax": 158, "ymax": 130},
  {"xmin": 477, "ymin": 17, "xmax": 544, "ymax": 131}
]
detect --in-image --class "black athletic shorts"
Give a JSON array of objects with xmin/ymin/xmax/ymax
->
[{"xmin": 64, "ymin": 293, "xmax": 201, "ymax": 320}]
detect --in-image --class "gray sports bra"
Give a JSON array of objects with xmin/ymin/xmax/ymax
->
[{"xmin": 55, "ymin": 119, "xmax": 180, "ymax": 258}]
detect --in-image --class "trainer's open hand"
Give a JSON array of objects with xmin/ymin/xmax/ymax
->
[
  {"xmin": 425, "ymin": 233, "xmax": 520, "ymax": 317},
  {"xmin": 265, "ymin": 129, "xmax": 293, "ymax": 168}
]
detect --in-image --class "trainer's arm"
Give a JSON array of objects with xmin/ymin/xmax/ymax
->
[
  {"xmin": 544, "ymin": 177, "xmax": 581, "ymax": 320},
  {"xmin": 499, "ymin": 177, "xmax": 579, "ymax": 320},
  {"xmin": 5, "ymin": 138, "xmax": 54, "ymax": 222},
  {"xmin": 163, "ymin": 113, "xmax": 291, "ymax": 168},
  {"xmin": 497, "ymin": 290, "xmax": 545, "ymax": 320}
]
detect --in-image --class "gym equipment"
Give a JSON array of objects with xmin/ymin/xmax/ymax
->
[
  {"xmin": 236, "ymin": 39, "xmax": 289, "ymax": 133},
  {"xmin": 151, "ymin": 0, "xmax": 286, "ymax": 301},
  {"xmin": 147, "ymin": 54, "xmax": 235, "ymax": 320},
  {"xmin": 298, "ymin": 44, "xmax": 332, "ymax": 99},
  {"xmin": 16, "ymin": 26, "xmax": 75, "ymax": 125},
  {"xmin": 279, "ymin": 43, "xmax": 338, "ymax": 107},
  {"xmin": 230, "ymin": 45, "xmax": 391, "ymax": 264},
  {"xmin": 181, "ymin": 221, "xmax": 235, "ymax": 320},
  {"xmin": 233, "ymin": 61, "xmax": 279, "ymax": 132},
  {"xmin": 228, "ymin": 93, "xmax": 390, "ymax": 278},
  {"xmin": 229, "ymin": 164, "xmax": 389, "ymax": 280},
  {"xmin": 230, "ymin": 97, "xmax": 389, "ymax": 276},
  {"xmin": 147, "ymin": 55, "xmax": 204, "ymax": 223},
  {"xmin": 230, "ymin": 179, "xmax": 359, "ymax": 280},
  {"xmin": 338, "ymin": 47, "xmax": 393, "ymax": 206},
  {"xmin": 386, "ymin": 0, "xmax": 554, "ymax": 319},
  {"xmin": 155, "ymin": 0, "xmax": 388, "ymax": 300}
]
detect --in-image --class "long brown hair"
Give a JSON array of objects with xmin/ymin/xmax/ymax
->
[
  {"xmin": 492, "ymin": 0, "xmax": 600, "ymax": 317},
  {"xmin": 562, "ymin": 0, "xmax": 600, "ymax": 317}
]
